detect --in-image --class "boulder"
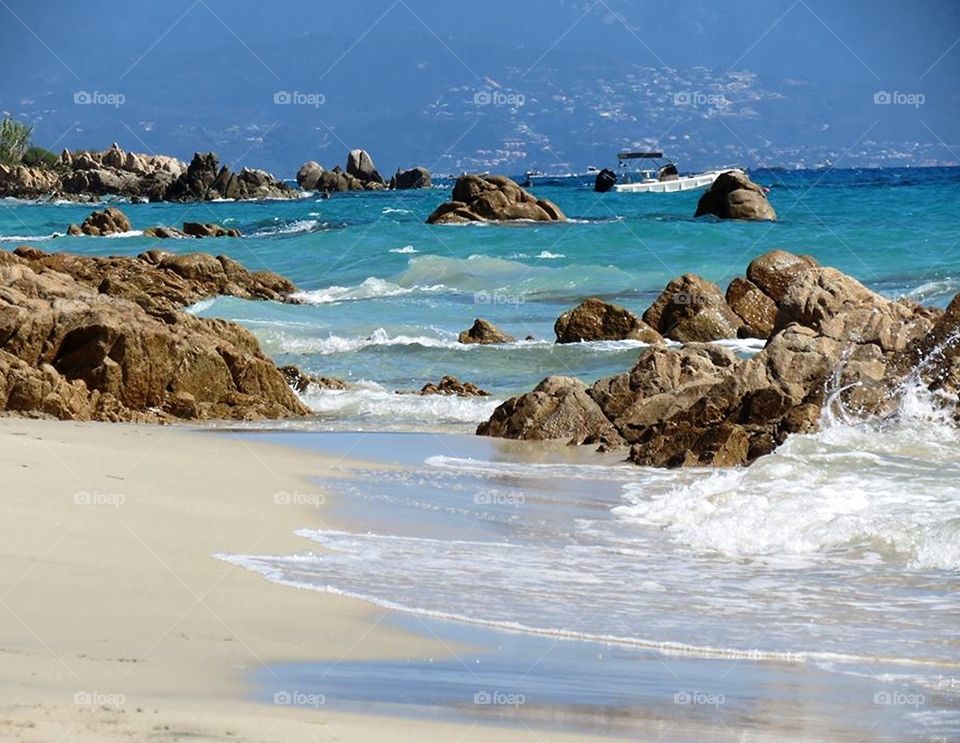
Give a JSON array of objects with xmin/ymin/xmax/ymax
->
[
  {"xmin": 67, "ymin": 207, "xmax": 132, "ymax": 236},
  {"xmin": 477, "ymin": 376, "xmax": 622, "ymax": 445},
  {"xmin": 642, "ymin": 274, "xmax": 743, "ymax": 342},
  {"xmin": 554, "ymin": 298, "xmax": 663, "ymax": 344},
  {"xmin": 346, "ymin": 149, "xmax": 384, "ymax": 185},
  {"xmin": 746, "ymin": 250, "xmax": 818, "ymax": 303},
  {"xmin": 143, "ymin": 225, "xmax": 188, "ymax": 239},
  {"xmin": 0, "ymin": 255, "xmax": 309, "ymax": 423},
  {"xmin": 458, "ymin": 318, "xmax": 515, "ymax": 345},
  {"xmin": 695, "ymin": 170, "xmax": 776, "ymax": 221},
  {"xmin": 726, "ymin": 277, "xmax": 777, "ymax": 338},
  {"xmin": 418, "ymin": 376, "xmax": 489, "ymax": 397},
  {"xmin": 296, "ymin": 161, "xmax": 324, "ymax": 190},
  {"xmin": 428, "ymin": 174, "xmax": 566, "ymax": 224},
  {"xmin": 390, "ymin": 167, "xmax": 432, "ymax": 190},
  {"xmin": 165, "ymin": 152, "xmax": 295, "ymax": 202}
]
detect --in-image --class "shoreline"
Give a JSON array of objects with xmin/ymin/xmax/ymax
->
[{"xmin": 0, "ymin": 418, "xmax": 628, "ymax": 742}]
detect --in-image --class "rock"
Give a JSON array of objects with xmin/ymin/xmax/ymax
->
[
  {"xmin": 68, "ymin": 207, "xmax": 132, "ymax": 236},
  {"xmin": 642, "ymin": 274, "xmax": 743, "ymax": 342},
  {"xmin": 418, "ymin": 376, "xmax": 489, "ymax": 397},
  {"xmin": 479, "ymin": 254, "xmax": 946, "ymax": 468},
  {"xmin": 746, "ymin": 250, "xmax": 819, "ymax": 303},
  {"xmin": 478, "ymin": 376, "xmax": 622, "ymax": 445},
  {"xmin": 458, "ymin": 318, "xmax": 515, "ymax": 345},
  {"xmin": 278, "ymin": 365, "xmax": 346, "ymax": 393},
  {"xmin": 0, "ymin": 255, "xmax": 309, "ymax": 422},
  {"xmin": 296, "ymin": 161, "xmax": 324, "ymax": 190},
  {"xmin": 695, "ymin": 170, "xmax": 776, "ymax": 221},
  {"xmin": 165, "ymin": 153, "xmax": 295, "ymax": 202},
  {"xmin": 554, "ymin": 298, "xmax": 663, "ymax": 344},
  {"xmin": 143, "ymin": 226, "xmax": 188, "ymax": 239},
  {"xmin": 13, "ymin": 246, "xmax": 295, "ymax": 315},
  {"xmin": 427, "ymin": 174, "xmax": 566, "ymax": 224},
  {"xmin": 726, "ymin": 277, "xmax": 777, "ymax": 338},
  {"xmin": 181, "ymin": 222, "xmax": 241, "ymax": 238},
  {"xmin": 390, "ymin": 167, "xmax": 432, "ymax": 190},
  {"xmin": 346, "ymin": 149, "xmax": 384, "ymax": 185}
]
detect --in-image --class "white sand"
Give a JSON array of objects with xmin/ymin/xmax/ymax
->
[{"xmin": 0, "ymin": 419, "xmax": 621, "ymax": 742}]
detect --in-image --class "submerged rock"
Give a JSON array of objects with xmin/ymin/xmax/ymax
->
[
  {"xmin": 427, "ymin": 174, "xmax": 566, "ymax": 224},
  {"xmin": 458, "ymin": 318, "xmax": 515, "ymax": 345},
  {"xmin": 695, "ymin": 171, "xmax": 776, "ymax": 221},
  {"xmin": 418, "ymin": 376, "xmax": 490, "ymax": 397},
  {"xmin": 278, "ymin": 365, "xmax": 347, "ymax": 393},
  {"xmin": 181, "ymin": 222, "xmax": 241, "ymax": 238},
  {"xmin": 554, "ymin": 297, "xmax": 662, "ymax": 344}
]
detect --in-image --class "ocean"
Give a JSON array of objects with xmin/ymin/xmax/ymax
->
[{"xmin": 3, "ymin": 167, "xmax": 959, "ymax": 739}]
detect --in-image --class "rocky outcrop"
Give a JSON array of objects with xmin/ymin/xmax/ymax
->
[
  {"xmin": 166, "ymin": 152, "xmax": 295, "ymax": 202},
  {"xmin": 12, "ymin": 246, "xmax": 294, "ymax": 315},
  {"xmin": 0, "ymin": 250, "xmax": 309, "ymax": 422},
  {"xmin": 181, "ymin": 222, "xmax": 241, "ymax": 238},
  {"xmin": 642, "ymin": 274, "xmax": 743, "ymax": 342},
  {"xmin": 390, "ymin": 167, "xmax": 432, "ymax": 190},
  {"xmin": 479, "ymin": 253, "xmax": 949, "ymax": 468},
  {"xmin": 418, "ymin": 376, "xmax": 489, "ymax": 397},
  {"xmin": 296, "ymin": 161, "xmax": 325, "ymax": 190},
  {"xmin": 554, "ymin": 298, "xmax": 662, "ymax": 344},
  {"xmin": 67, "ymin": 207, "xmax": 132, "ymax": 236},
  {"xmin": 346, "ymin": 149, "xmax": 385, "ymax": 186},
  {"xmin": 725, "ymin": 277, "xmax": 777, "ymax": 339},
  {"xmin": 0, "ymin": 144, "xmax": 294, "ymax": 202},
  {"xmin": 458, "ymin": 318, "xmax": 515, "ymax": 345},
  {"xmin": 746, "ymin": 250, "xmax": 818, "ymax": 303},
  {"xmin": 695, "ymin": 170, "xmax": 776, "ymax": 221},
  {"xmin": 427, "ymin": 175, "xmax": 566, "ymax": 224}
]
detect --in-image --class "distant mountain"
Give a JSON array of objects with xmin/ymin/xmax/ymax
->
[{"xmin": 1, "ymin": 0, "xmax": 957, "ymax": 177}]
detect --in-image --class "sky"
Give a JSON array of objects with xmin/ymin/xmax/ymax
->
[{"xmin": 1, "ymin": 0, "xmax": 958, "ymax": 174}]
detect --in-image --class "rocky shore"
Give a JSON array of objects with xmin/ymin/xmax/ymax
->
[
  {"xmin": 0, "ymin": 144, "xmax": 295, "ymax": 202},
  {"xmin": 0, "ymin": 246, "xmax": 307, "ymax": 422},
  {"xmin": 479, "ymin": 250, "xmax": 959, "ymax": 468}
]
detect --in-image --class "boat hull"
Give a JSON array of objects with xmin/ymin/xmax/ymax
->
[{"xmin": 613, "ymin": 170, "xmax": 731, "ymax": 194}]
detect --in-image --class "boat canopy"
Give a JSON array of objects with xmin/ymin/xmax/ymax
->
[{"xmin": 617, "ymin": 151, "xmax": 664, "ymax": 161}]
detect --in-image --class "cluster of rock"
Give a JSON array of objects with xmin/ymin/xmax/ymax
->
[
  {"xmin": 297, "ymin": 149, "xmax": 431, "ymax": 193},
  {"xmin": 478, "ymin": 250, "xmax": 957, "ymax": 468},
  {"xmin": 0, "ymin": 144, "xmax": 295, "ymax": 202},
  {"xmin": 695, "ymin": 170, "xmax": 777, "ymax": 221},
  {"xmin": 427, "ymin": 175, "xmax": 566, "ymax": 224},
  {"xmin": 65, "ymin": 206, "xmax": 240, "ymax": 239},
  {"xmin": 0, "ymin": 246, "xmax": 309, "ymax": 423},
  {"xmin": 418, "ymin": 376, "xmax": 490, "ymax": 397}
]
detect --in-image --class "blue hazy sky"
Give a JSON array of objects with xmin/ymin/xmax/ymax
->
[{"xmin": 1, "ymin": 0, "xmax": 957, "ymax": 173}]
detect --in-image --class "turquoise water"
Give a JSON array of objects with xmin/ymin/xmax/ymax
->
[{"xmin": 3, "ymin": 166, "xmax": 959, "ymax": 429}]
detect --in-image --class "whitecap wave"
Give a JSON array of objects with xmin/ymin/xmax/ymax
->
[
  {"xmin": 389, "ymin": 245, "xmax": 419, "ymax": 254},
  {"xmin": 0, "ymin": 232, "xmax": 60, "ymax": 242},
  {"xmin": 254, "ymin": 219, "xmax": 319, "ymax": 236},
  {"xmin": 290, "ymin": 278, "xmax": 450, "ymax": 305}
]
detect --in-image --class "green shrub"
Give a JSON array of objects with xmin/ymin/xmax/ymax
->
[
  {"xmin": 22, "ymin": 145, "xmax": 59, "ymax": 169},
  {"xmin": 0, "ymin": 118, "xmax": 33, "ymax": 165}
]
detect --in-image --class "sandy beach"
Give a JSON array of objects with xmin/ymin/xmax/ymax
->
[{"xmin": 0, "ymin": 419, "xmax": 617, "ymax": 742}]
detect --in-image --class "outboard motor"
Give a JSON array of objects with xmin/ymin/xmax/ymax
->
[{"xmin": 594, "ymin": 168, "xmax": 617, "ymax": 193}]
